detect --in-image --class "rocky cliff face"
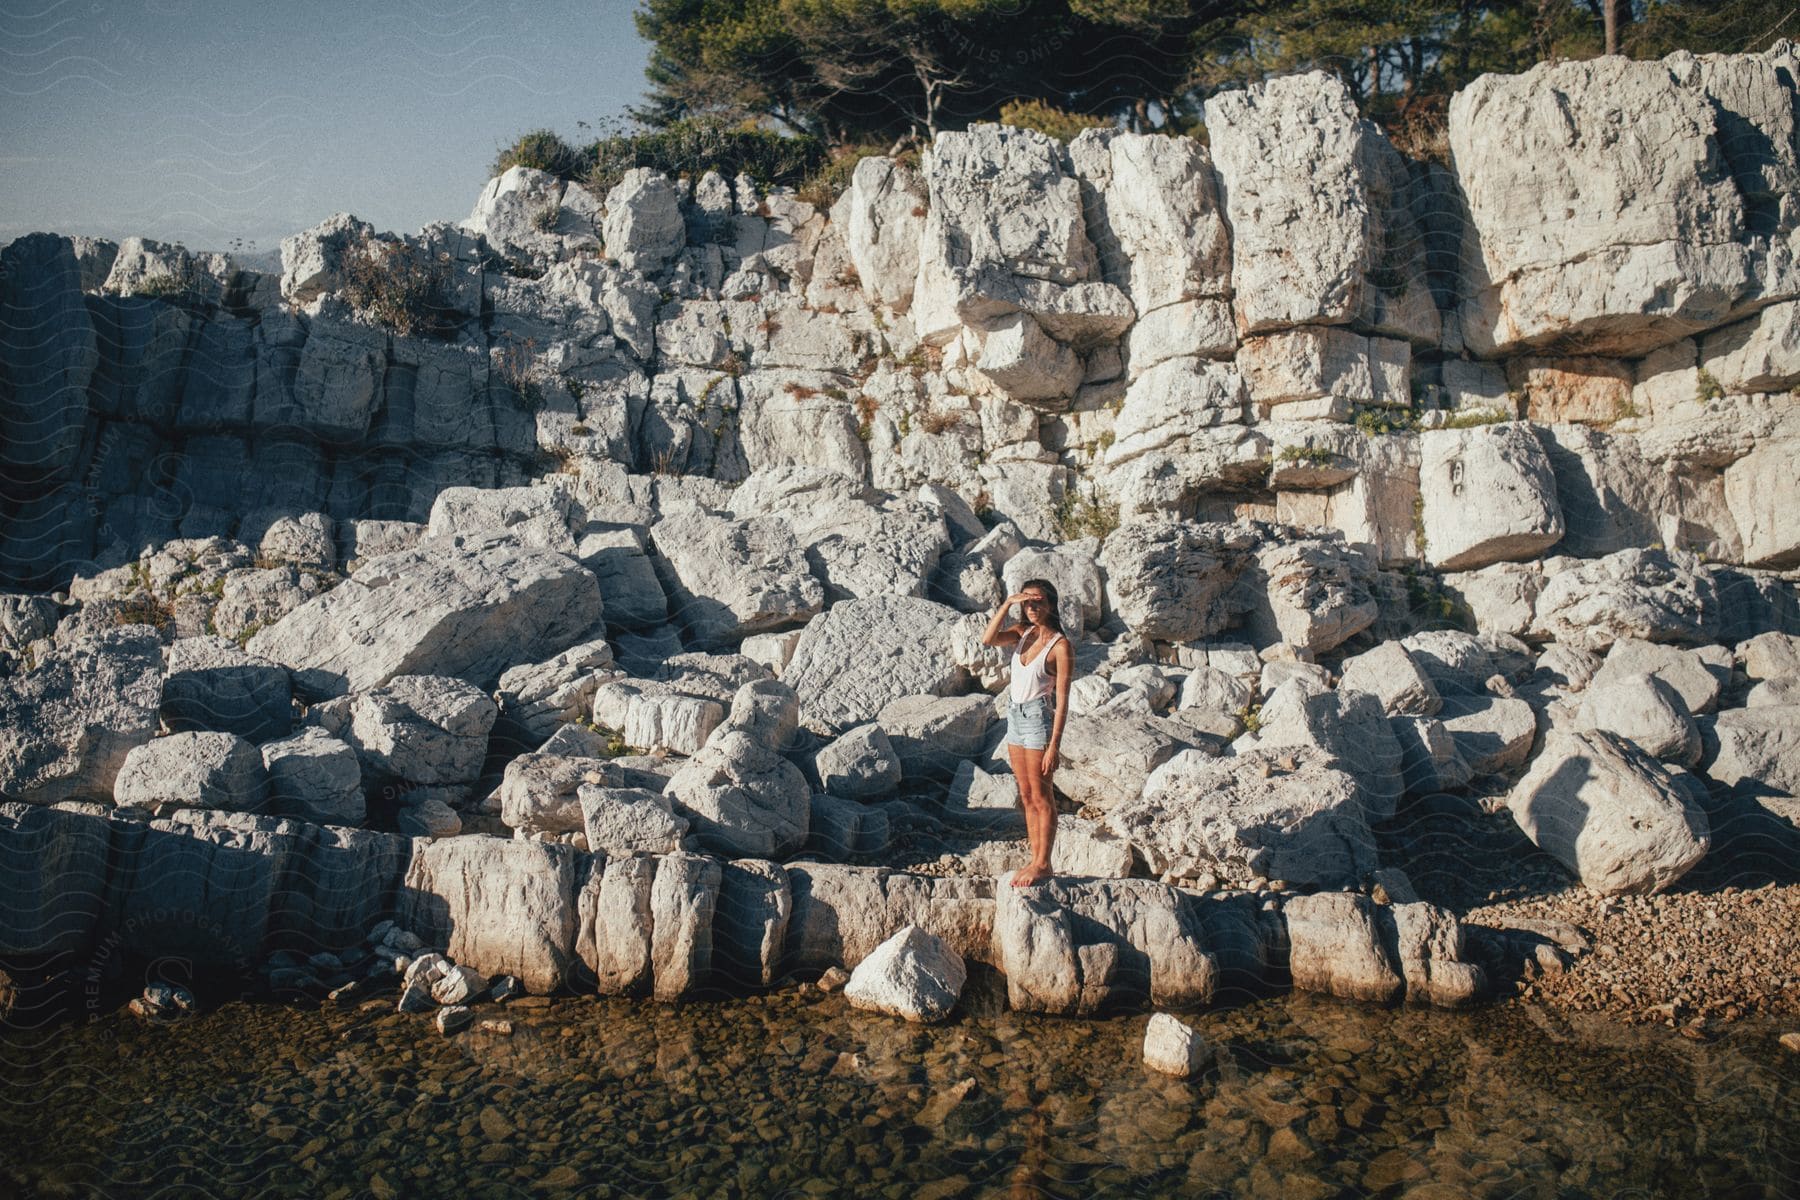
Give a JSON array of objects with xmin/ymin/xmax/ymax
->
[
  {"xmin": 2, "ymin": 49, "xmax": 1798, "ymax": 1016},
  {"xmin": 3, "ymin": 48, "xmax": 1797, "ymax": 587}
]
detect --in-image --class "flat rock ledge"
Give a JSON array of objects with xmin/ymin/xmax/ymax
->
[{"xmin": 0, "ymin": 803, "xmax": 1487, "ymax": 1017}]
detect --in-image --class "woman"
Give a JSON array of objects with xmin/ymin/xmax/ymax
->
[{"xmin": 980, "ymin": 579, "xmax": 1075, "ymax": 887}]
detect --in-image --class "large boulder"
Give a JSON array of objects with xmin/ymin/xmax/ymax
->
[
  {"xmin": 494, "ymin": 636, "xmax": 618, "ymax": 741},
  {"xmin": 1099, "ymin": 519, "xmax": 1256, "ymax": 643},
  {"xmin": 1280, "ymin": 892, "xmax": 1401, "ymax": 1004},
  {"xmin": 578, "ymin": 784, "xmax": 689, "ymax": 856},
  {"xmin": 113, "ymin": 732, "xmax": 268, "ymax": 812},
  {"xmin": 664, "ymin": 728, "xmax": 810, "ymax": 859},
  {"xmin": 1702, "ymin": 706, "xmax": 1800, "ymax": 802},
  {"xmin": 713, "ymin": 858, "xmax": 792, "ymax": 988},
  {"xmin": 497, "ymin": 752, "xmax": 632, "ymax": 836},
  {"xmin": 1106, "ymin": 748, "xmax": 1374, "ymax": 888},
  {"xmin": 160, "ymin": 636, "xmax": 293, "ymax": 744},
  {"xmin": 1418, "ymin": 424, "xmax": 1564, "ymax": 571},
  {"xmin": 1205, "ymin": 71, "xmax": 1374, "ymax": 332},
  {"xmin": 246, "ymin": 534, "xmax": 601, "ymax": 699},
  {"xmin": 781, "ymin": 596, "xmax": 971, "ymax": 735},
  {"xmin": 1235, "ymin": 536, "xmax": 1379, "ymax": 655},
  {"xmin": 0, "ymin": 628, "xmax": 164, "ymax": 805},
  {"xmin": 341, "ymin": 675, "xmax": 496, "ymax": 790},
  {"xmin": 602, "ymin": 169, "xmax": 684, "ymax": 273},
  {"xmin": 782, "ymin": 864, "xmax": 994, "ymax": 974},
  {"xmin": 1048, "ymin": 712, "xmax": 1190, "ymax": 813},
  {"xmin": 649, "ymin": 511, "xmax": 824, "ymax": 649},
  {"xmin": 1337, "ymin": 641, "xmax": 1441, "ymax": 717},
  {"xmin": 575, "ymin": 855, "xmax": 656, "ymax": 996},
  {"xmin": 1437, "ymin": 695, "xmax": 1539, "ymax": 777},
  {"xmin": 649, "ymin": 851, "xmax": 720, "ymax": 1001},
  {"xmin": 400, "ymin": 836, "xmax": 577, "ymax": 993},
  {"xmin": 260, "ymin": 728, "xmax": 364, "ymax": 825},
  {"xmin": 912, "ymin": 124, "xmax": 1128, "ymax": 346},
  {"xmin": 813, "ymin": 724, "xmax": 902, "ymax": 800},
  {"xmin": 1533, "ymin": 548, "xmax": 1721, "ymax": 652},
  {"xmin": 990, "ymin": 875, "xmax": 1220, "ymax": 1014},
  {"xmin": 1067, "ymin": 128, "xmax": 1232, "ymax": 318},
  {"xmin": 1449, "ymin": 54, "xmax": 1759, "ymax": 357},
  {"xmin": 845, "ymin": 156, "xmax": 929, "ymax": 309},
  {"xmin": 843, "ymin": 924, "xmax": 967, "ymax": 1023},
  {"xmin": 1507, "ymin": 729, "xmax": 1711, "ymax": 895},
  {"xmin": 1575, "ymin": 673, "xmax": 1701, "ymax": 766},
  {"xmin": 875, "ymin": 694, "xmax": 995, "ymax": 783},
  {"xmin": 1591, "ymin": 638, "xmax": 1728, "ymax": 715}
]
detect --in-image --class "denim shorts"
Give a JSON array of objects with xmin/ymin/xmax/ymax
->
[{"xmin": 1006, "ymin": 696, "xmax": 1052, "ymax": 750}]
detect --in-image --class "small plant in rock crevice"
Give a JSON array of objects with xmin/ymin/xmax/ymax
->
[
  {"xmin": 1276, "ymin": 445, "xmax": 1339, "ymax": 466},
  {"xmin": 1695, "ymin": 368, "xmax": 1724, "ymax": 404}
]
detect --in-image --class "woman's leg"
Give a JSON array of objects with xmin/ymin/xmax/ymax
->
[{"xmin": 1007, "ymin": 742, "xmax": 1056, "ymax": 886}]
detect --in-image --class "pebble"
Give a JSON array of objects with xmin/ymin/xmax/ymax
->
[{"xmin": 1780, "ymin": 1033, "xmax": 1800, "ymax": 1054}]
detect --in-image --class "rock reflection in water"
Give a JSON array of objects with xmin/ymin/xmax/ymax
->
[{"xmin": 2, "ymin": 984, "xmax": 1797, "ymax": 1199}]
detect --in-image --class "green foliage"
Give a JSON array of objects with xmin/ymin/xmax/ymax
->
[
  {"xmin": 132, "ymin": 271, "xmax": 199, "ymax": 304},
  {"xmin": 998, "ymin": 99, "xmax": 1110, "ymax": 142},
  {"xmin": 233, "ymin": 620, "xmax": 264, "ymax": 649},
  {"xmin": 530, "ymin": 205, "xmax": 561, "ymax": 233},
  {"xmin": 1276, "ymin": 444, "xmax": 1339, "ymax": 466},
  {"xmin": 1053, "ymin": 491, "xmax": 1121, "ymax": 542},
  {"xmin": 340, "ymin": 235, "xmax": 461, "ymax": 340},
  {"xmin": 493, "ymin": 129, "xmax": 585, "ymax": 179},
  {"xmin": 1695, "ymin": 368, "xmax": 1724, "ymax": 404},
  {"xmin": 1235, "ymin": 702, "xmax": 1263, "ymax": 735},
  {"xmin": 794, "ymin": 140, "xmax": 920, "ymax": 208},
  {"xmin": 114, "ymin": 592, "xmax": 172, "ymax": 632},
  {"xmin": 586, "ymin": 118, "xmax": 825, "ymax": 195},
  {"xmin": 1353, "ymin": 405, "xmax": 1421, "ymax": 437},
  {"xmin": 1439, "ymin": 407, "xmax": 1508, "ymax": 430}
]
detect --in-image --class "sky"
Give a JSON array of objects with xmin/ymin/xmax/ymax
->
[{"xmin": 0, "ymin": 0, "xmax": 651, "ymax": 256}]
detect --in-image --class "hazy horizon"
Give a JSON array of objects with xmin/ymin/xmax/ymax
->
[{"xmin": 0, "ymin": 0, "xmax": 650, "ymax": 255}]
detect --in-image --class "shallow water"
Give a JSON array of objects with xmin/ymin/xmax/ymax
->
[{"xmin": 3, "ymin": 977, "xmax": 1797, "ymax": 1199}]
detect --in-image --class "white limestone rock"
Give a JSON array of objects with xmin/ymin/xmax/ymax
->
[
  {"xmin": 664, "ymin": 728, "xmax": 810, "ymax": 859},
  {"xmin": 1206, "ymin": 71, "xmax": 1373, "ymax": 332},
  {"xmin": 261, "ymin": 728, "xmax": 364, "ymax": 825},
  {"xmin": 815, "ymin": 723, "xmax": 903, "ymax": 800},
  {"xmin": 1236, "ymin": 537, "xmax": 1379, "ymax": 656},
  {"xmin": 401, "ymin": 836, "xmax": 577, "ymax": 994},
  {"xmin": 846, "ymin": 156, "xmax": 928, "ymax": 310},
  {"xmin": 1534, "ymin": 548, "xmax": 1720, "ymax": 652},
  {"xmin": 1419, "ymin": 423, "xmax": 1565, "ymax": 571},
  {"xmin": 1507, "ymin": 729, "xmax": 1711, "ymax": 895},
  {"xmin": 344, "ymin": 674, "xmax": 497, "ymax": 789},
  {"xmin": 494, "ymin": 636, "xmax": 618, "ymax": 741},
  {"xmin": 578, "ymin": 785, "xmax": 688, "ymax": 856},
  {"xmin": 1106, "ymin": 747, "xmax": 1374, "ymax": 888},
  {"xmin": 113, "ymin": 731, "xmax": 268, "ymax": 812},
  {"xmin": 603, "ymin": 169, "xmax": 685, "ymax": 273},
  {"xmin": 1575, "ymin": 673, "xmax": 1701, "ymax": 765},
  {"xmin": 1438, "ymin": 695, "xmax": 1539, "ymax": 777},
  {"xmin": 844, "ymin": 924, "xmax": 967, "ymax": 1023},
  {"xmin": 650, "ymin": 851, "xmax": 721, "ymax": 1001},
  {"xmin": 0, "ymin": 628, "xmax": 163, "ymax": 805},
  {"xmin": 1098, "ymin": 518, "xmax": 1256, "ymax": 644},
  {"xmin": 1104, "ymin": 359, "xmax": 1248, "ymax": 466},
  {"xmin": 1067, "ymin": 128, "xmax": 1231, "ymax": 315},
  {"xmin": 1448, "ymin": 56, "xmax": 1754, "ymax": 356},
  {"xmin": 912, "ymin": 124, "xmax": 1129, "ymax": 346},
  {"xmin": 782, "ymin": 596, "xmax": 970, "ymax": 736},
  {"xmin": 1591, "ymin": 638, "xmax": 1728, "ymax": 716},
  {"xmin": 649, "ymin": 511, "xmax": 824, "ymax": 649},
  {"xmin": 1338, "ymin": 641, "xmax": 1441, "ymax": 717},
  {"xmin": 427, "ymin": 484, "xmax": 577, "ymax": 555},
  {"xmin": 246, "ymin": 534, "xmax": 601, "ymax": 700},
  {"xmin": 161, "ymin": 635, "xmax": 293, "ymax": 744},
  {"xmin": 1702, "ymin": 706, "xmax": 1800, "ymax": 801},
  {"xmin": 1281, "ymin": 892, "xmax": 1402, "ymax": 1003},
  {"xmin": 1142, "ymin": 1012, "xmax": 1210, "ymax": 1077}
]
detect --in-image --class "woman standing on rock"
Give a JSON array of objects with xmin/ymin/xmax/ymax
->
[{"xmin": 981, "ymin": 579, "xmax": 1075, "ymax": 887}]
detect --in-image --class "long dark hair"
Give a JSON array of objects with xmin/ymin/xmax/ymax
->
[{"xmin": 1021, "ymin": 578, "xmax": 1064, "ymax": 633}]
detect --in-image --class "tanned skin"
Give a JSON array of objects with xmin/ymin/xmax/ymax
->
[{"xmin": 980, "ymin": 584, "xmax": 1074, "ymax": 887}]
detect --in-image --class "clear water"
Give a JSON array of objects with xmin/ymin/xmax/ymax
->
[{"xmin": 3, "ymin": 974, "xmax": 1797, "ymax": 1199}]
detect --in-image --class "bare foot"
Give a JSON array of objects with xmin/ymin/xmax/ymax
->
[{"xmin": 1011, "ymin": 864, "xmax": 1052, "ymax": 888}]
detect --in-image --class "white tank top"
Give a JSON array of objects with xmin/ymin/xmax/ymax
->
[{"xmin": 1009, "ymin": 631, "xmax": 1062, "ymax": 704}]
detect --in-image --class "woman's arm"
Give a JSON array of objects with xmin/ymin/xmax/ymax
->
[
  {"xmin": 980, "ymin": 593, "xmax": 1032, "ymax": 648},
  {"xmin": 1042, "ymin": 637, "xmax": 1075, "ymax": 776}
]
